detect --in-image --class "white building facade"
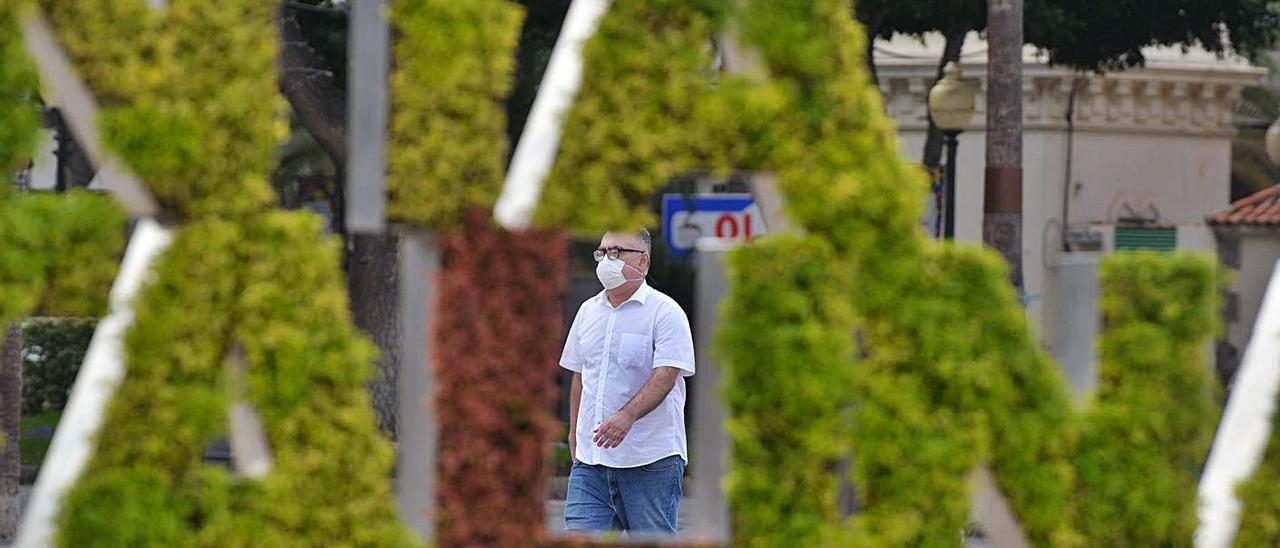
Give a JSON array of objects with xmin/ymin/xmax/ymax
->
[{"xmin": 876, "ymin": 34, "xmax": 1262, "ymax": 388}]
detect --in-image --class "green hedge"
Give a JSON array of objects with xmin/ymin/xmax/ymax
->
[
  {"xmin": 28, "ymin": 1, "xmax": 412, "ymax": 544},
  {"xmin": 22, "ymin": 318, "xmax": 97, "ymax": 414},
  {"xmin": 1, "ymin": 7, "xmax": 122, "ymax": 327},
  {"xmin": 40, "ymin": 0, "xmax": 284, "ymax": 218},
  {"xmin": 720, "ymin": 1, "xmax": 1081, "ymax": 545},
  {"xmin": 536, "ymin": 0, "xmax": 1080, "ymax": 544},
  {"xmin": 842, "ymin": 245, "xmax": 1079, "ymax": 547},
  {"xmin": 1074, "ymin": 252, "xmax": 1219, "ymax": 545},
  {"xmin": 719, "ymin": 235, "xmax": 856, "ymax": 547},
  {"xmin": 1237, "ymin": 412, "xmax": 1280, "ymax": 544},
  {"xmin": 528, "ymin": 0, "xmax": 1224, "ymax": 545},
  {"xmin": 58, "ymin": 214, "xmax": 414, "ymax": 547},
  {"xmin": 736, "ymin": 0, "xmax": 925, "ymax": 264},
  {"xmin": 0, "ymin": 1, "xmax": 40, "ymax": 189},
  {"xmin": 536, "ymin": 0, "xmax": 738, "ymax": 232},
  {"xmin": 386, "ymin": 0, "xmax": 524, "ymax": 228},
  {"xmin": 0, "ymin": 194, "xmax": 124, "ymax": 328}
]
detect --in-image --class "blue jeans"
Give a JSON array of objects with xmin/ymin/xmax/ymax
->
[{"xmin": 564, "ymin": 455, "xmax": 685, "ymax": 535}]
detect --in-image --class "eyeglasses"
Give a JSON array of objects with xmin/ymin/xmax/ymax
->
[{"xmin": 593, "ymin": 246, "xmax": 646, "ymax": 262}]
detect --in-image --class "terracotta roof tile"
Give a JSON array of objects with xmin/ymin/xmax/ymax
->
[{"xmin": 1208, "ymin": 185, "xmax": 1280, "ymax": 226}]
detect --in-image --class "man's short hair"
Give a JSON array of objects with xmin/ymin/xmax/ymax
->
[{"xmin": 638, "ymin": 227, "xmax": 652, "ymax": 253}]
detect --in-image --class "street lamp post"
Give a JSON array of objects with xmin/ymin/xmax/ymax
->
[
  {"xmin": 942, "ymin": 130, "xmax": 960, "ymax": 238},
  {"xmin": 927, "ymin": 62, "xmax": 978, "ymax": 239}
]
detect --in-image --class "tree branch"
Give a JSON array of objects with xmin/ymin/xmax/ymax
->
[{"xmin": 277, "ymin": 5, "xmax": 347, "ymax": 171}]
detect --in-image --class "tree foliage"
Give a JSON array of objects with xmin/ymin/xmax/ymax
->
[
  {"xmin": 857, "ymin": 0, "xmax": 1279, "ymax": 72},
  {"xmin": 22, "ymin": 319, "xmax": 96, "ymax": 415}
]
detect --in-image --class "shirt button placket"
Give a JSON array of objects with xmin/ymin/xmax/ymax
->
[{"xmin": 595, "ymin": 312, "xmax": 616, "ymax": 462}]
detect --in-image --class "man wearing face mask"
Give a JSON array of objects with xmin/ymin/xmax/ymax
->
[{"xmin": 559, "ymin": 227, "xmax": 695, "ymax": 535}]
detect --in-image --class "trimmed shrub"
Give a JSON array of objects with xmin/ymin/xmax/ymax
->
[
  {"xmin": 737, "ymin": 1, "xmax": 925, "ymax": 267},
  {"xmin": 386, "ymin": 0, "xmax": 524, "ymax": 228},
  {"xmin": 0, "ymin": 1, "xmax": 40, "ymax": 187},
  {"xmin": 0, "ymin": 193, "xmax": 124, "ymax": 327},
  {"xmin": 58, "ymin": 214, "xmax": 414, "ymax": 547},
  {"xmin": 1237, "ymin": 412, "xmax": 1280, "ymax": 545},
  {"xmin": 539, "ymin": 0, "xmax": 1081, "ymax": 544},
  {"xmin": 536, "ymin": 0, "xmax": 740, "ymax": 232},
  {"xmin": 719, "ymin": 234, "xmax": 856, "ymax": 547},
  {"xmin": 22, "ymin": 318, "xmax": 97, "ymax": 414},
  {"xmin": 39, "ymin": 0, "xmax": 285, "ymax": 218},
  {"xmin": 720, "ymin": 1, "xmax": 1078, "ymax": 545},
  {"xmin": 1074, "ymin": 252, "xmax": 1219, "ymax": 545},
  {"xmin": 434, "ymin": 211, "xmax": 567, "ymax": 546},
  {"xmin": 29, "ymin": 2, "xmax": 412, "ymax": 544},
  {"xmin": 845, "ymin": 244, "xmax": 1079, "ymax": 547},
  {"xmin": 530, "ymin": 0, "xmax": 1220, "ymax": 545},
  {"xmin": 2, "ymin": 5, "xmax": 123, "ymax": 329},
  {"xmin": 0, "ymin": 4, "xmax": 124, "ymax": 455}
]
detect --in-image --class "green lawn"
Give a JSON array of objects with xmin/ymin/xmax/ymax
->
[{"xmin": 19, "ymin": 410, "xmax": 61, "ymax": 466}]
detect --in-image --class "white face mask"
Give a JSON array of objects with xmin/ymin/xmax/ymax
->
[{"xmin": 596, "ymin": 257, "xmax": 642, "ymax": 290}]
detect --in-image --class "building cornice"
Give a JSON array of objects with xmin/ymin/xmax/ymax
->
[{"xmin": 875, "ymin": 37, "xmax": 1265, "ymax": 137}]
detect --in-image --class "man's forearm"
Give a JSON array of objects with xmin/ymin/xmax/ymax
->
[{"xmin": 619, "ymin": 367, "xmax": 679, "ymax": 422}]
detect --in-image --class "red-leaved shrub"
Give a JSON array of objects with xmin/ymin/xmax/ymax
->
[{"xmin": 434, "ymin": 211, "xmax": 568, "ymax": 546}]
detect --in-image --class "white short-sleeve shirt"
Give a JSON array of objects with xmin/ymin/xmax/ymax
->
[{"xmin": 560, "ymin": 283, "xmax": 695, "ymax": 468}]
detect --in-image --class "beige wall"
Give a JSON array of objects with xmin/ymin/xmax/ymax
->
[
  {"xmin": 879, "ymin": 32, "xmax": 1259, "ymax": 383},
  {"xmin": 1067, "ymin": 134, "xmax": 1230, "ymax": 226},
  {"xmin": 1232, "ymin": 234, "xmax": 1280, "ymax": 355},
  {"xmin": 895, "ymin": 127, "xmax": 1229, "ymax": 351}
]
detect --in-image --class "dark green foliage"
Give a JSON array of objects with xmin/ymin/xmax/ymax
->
[
  {"xmin": 1074, "ymin": 253, "xmax": 1219, "ymax": 545},
  {"xmin": 58, "ymin": 214, "xmax": 414, "ymax": 547},
  {"xmin": 856, "ymin": 0, "xmax": 1279, "ymax": 72},
  {"xmin": 22, "ymin": 319, "xmax": 97, "ymax": 414},
  {"xmin": 1034, "ymin": 0, "xmax": 1278, "ymax": 71}
]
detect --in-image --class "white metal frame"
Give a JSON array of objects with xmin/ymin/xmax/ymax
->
[
  {"xmin": 1195, "ymin": 260, "xmax": 1280, "ymax": 548},
  {"xmin": 20, "ymin": 13, "xmax": 159, "ymax": 219},
  {"xmin": 15, "ymin": 219, "xmax": 172, "ymax": 548},
  {"xmin": 493, "ymin": 0, "xmax": 611, "ymax": 230}
]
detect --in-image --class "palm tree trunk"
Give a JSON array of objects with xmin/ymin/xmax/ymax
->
[
  {"xmin": 348, "ymin": 233, "xmax": 401, "ymax": 437},
  {"xmin": 984, "ymin": 0, "xmax": 1024, "ymax": 292},
  {"xmin": 0, "ymin": 324, "xmax": 22, "ymax": 542}
]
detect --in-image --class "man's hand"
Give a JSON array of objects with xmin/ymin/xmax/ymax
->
[
  {"xmin": 593, "ymin": 411, "xmax": 636, "ymax": 448},
  {"xmin": 569, "ymin": 434, "xmax": 577, "ymax": 461}
]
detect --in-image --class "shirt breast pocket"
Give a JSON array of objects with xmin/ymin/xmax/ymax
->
[{"xmin": 618, "ymin": 333, "xmax": 651, "ymax": 368}]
